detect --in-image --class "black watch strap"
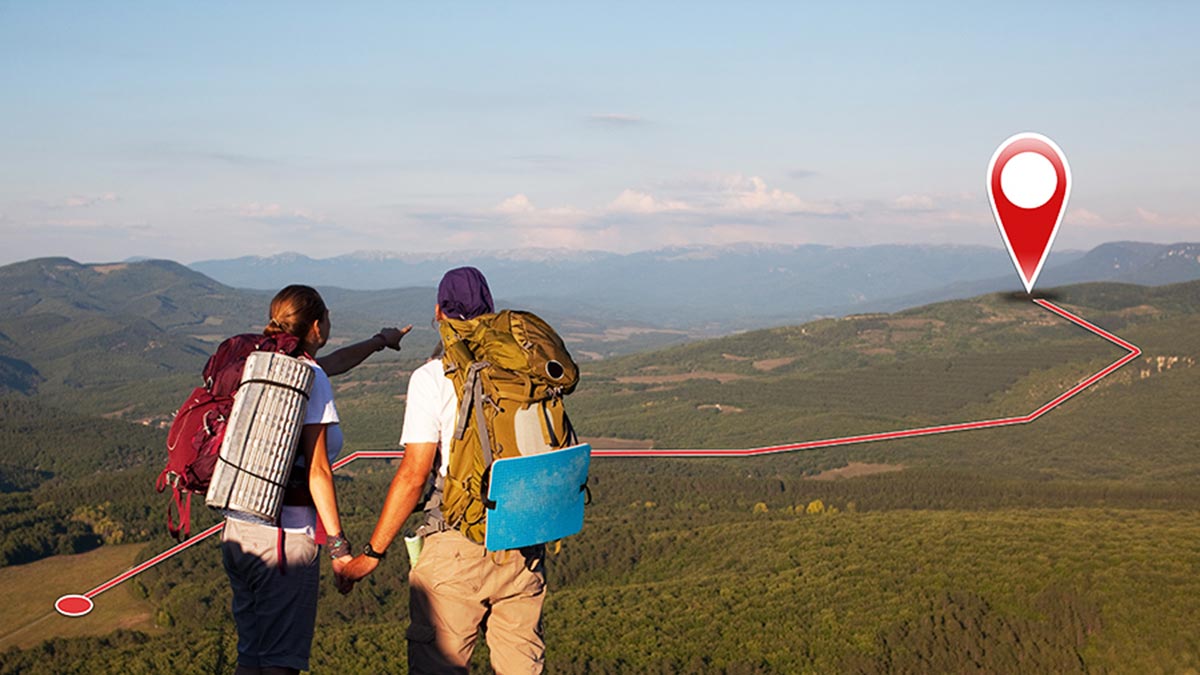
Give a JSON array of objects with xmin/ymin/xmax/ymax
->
[{"xmin": 363, "ymin": 543, "xmax": 387, "ymax": 560}]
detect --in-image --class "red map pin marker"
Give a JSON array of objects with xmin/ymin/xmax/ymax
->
[
  {"xmin": 987, "ymin": 132, "xmax": 1071, "ymax": 293},
  {"xmin": 55, "ymin": 594, "xmax": 95, "ymax": 617}
]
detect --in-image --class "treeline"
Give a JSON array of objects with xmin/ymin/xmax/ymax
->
[
  {"xmin": 0, "ymin": 396, "xmax": 208, "ymax": 568},
  {"xmin": 0, "ymin": 494, "xmax": 100, "ymax": 565},
  {"xmin": 0, "ymin": 464, "xmax": 224, "ymax": 568},
  {"xmin": 4, "ymin": 472, "xmax": 1200, "ymax": 671},
  {"xmin": 0, "ymin": 397, "xmax": 163, "ymax": 480}
]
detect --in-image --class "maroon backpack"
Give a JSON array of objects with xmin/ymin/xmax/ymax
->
[{"xmin": 156, "ymin": 333, "xmax": 301, "ymax": 540}]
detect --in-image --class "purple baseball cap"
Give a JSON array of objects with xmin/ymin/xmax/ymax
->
[{"xmin": 437, "ymin": 266, "xmax": 494, "ymax": 320}]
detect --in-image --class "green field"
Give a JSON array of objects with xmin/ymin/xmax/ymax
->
[{"xmin": 0, "ymin": 543, "xmax": 160, "ymax": 651}]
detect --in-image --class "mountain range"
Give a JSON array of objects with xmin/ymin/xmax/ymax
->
[
  {"xmin": 4, "ymin": 241, "xmax": 1198, "ymax": 402},
  {"xmin": 0, "ymin": 257, "xmax": 672, "ymax": 406},
  {"xmin": 191, "ymin": 241, "xmax": 1200, "ymax": 330},
  {"xmin": 0, "ymin": 258, "xmax": 425, "ymax": 406}
]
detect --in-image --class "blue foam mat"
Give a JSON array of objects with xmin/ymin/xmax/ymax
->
[{"xmin": 485, "ymin": 443, "xmax": 591, "ymax": 551}]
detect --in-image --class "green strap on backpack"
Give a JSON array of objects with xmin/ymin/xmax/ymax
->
[{"xmin": 438, "ymin": 309, "xmax": 579, "ymax": 545}]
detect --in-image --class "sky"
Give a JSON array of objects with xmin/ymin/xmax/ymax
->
[{"xmin": 1, "ymin": 1, "xmax": 1197, "ymax": 265}]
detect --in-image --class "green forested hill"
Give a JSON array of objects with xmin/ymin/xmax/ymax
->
[
  {"xmin": 1, "ymin": 278, "xmax": 1198, "ymax": 672},
  {"xmin": 567, "ymin": 282, "xmax": 1200, "ymax": 476},
  {"xmin": 0, "ymin": 257, "xmax": 437, "ymax": 420},
  {"xmin": 0, "ymin": 257, "xmax": 266, "ymax": 328},
  {"xmin": 0, "ymin": 258, "xmax": 257, "ymax": 412}
]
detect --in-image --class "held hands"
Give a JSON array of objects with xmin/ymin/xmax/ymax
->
[
  {"xmin": 331, "ymin": 555, "xmax": 357, "ymax": 595},
  {"xmin": 376, "ymin": 325, "xmax": 413, "ymax": 351},
  {"xmin": 330, "ymin": 553, "xmax": 380, "ymax": 595},
  {"xmin": 339, "ymin": 553, "xmax": 381, "ymax": 585}
]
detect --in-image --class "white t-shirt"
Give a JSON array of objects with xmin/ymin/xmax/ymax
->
[
  {"xmin": 279, "ymin": 358, "xmax": 342, "ymax": 534},
  {"xmin": 399, "ymin": 358, "xmax": 458, "ymax": 476}
]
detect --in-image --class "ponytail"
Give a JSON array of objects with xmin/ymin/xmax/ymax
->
[{"xmin": 265, "ymin": 285, "xmax": 326, "ymax": 341}]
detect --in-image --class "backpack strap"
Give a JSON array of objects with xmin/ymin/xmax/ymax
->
[
  {"xmin": 565, "ymin": 411, "xmax": 578, "ymax": 446},
  {"xmin": 453, "ymin": 360, "xmax": 499, "ymax": 512},
  {"xmin": 453, "ymin": 361, "xmax": 490, "ymax": 447},
  {"xmin": 167, "ymin": 489, "xmax": 192, "ymax": 541}
]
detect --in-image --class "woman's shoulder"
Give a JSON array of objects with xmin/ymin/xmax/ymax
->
[
  {"xmin": 298, "ymin": 354, "xmax": 330, "ymax": 377},
  {"xmin": 297, "ymin": 355, "xmax": 335, "ymax": 401}
]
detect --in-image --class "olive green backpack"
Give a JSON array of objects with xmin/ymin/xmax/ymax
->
[{"xmin": 437, "ymin": 309, "xmax": 579, "ymax": 544}]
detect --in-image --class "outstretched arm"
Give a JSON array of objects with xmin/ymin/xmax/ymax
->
[
  {"xmin": 317, "ymin": 325, "xmax": 412, "ymax": 377},
  {"xmin": 339, "ymin": 441, "xmax": 438, "ymax": 582}
]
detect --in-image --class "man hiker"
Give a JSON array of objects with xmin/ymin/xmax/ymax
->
[{"xmin": 342, "ymin": 267, "xmax": 551, "ymax": 674}]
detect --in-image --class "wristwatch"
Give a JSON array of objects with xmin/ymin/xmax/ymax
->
[{"xmin": 363, "ymin": 542, "xmax": 387, "ymax": 560}]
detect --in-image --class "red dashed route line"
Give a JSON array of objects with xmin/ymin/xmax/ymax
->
[
  {"xmin": 58, "ymin": 298, "xmax": 1140, "ymax": 616},
  {"xmin": 594, "ymin": 299, "xmax": 1141, "ymax": 457},
  {"xmin": 69, "ymin": 451, "xmax": 396, "ymax": 605}
]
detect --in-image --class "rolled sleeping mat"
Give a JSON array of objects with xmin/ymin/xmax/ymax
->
[{"xmin": 205, "ymin": 352, "xmax": 314, "ymax": 524}]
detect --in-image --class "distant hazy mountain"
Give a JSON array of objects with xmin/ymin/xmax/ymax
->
[
  {"xmin": 192, "ymin": 242, "xmax": 1200, "ymax": 330},
  {"xmin": 191, "ymin": 247, "xmax": 620, "ymax": 291},
  {"xmin": 0, "ymin": 258, "xmax": 428, "ymax": 405},
  {"xmin": 1038, "ymin": 241, "xmax": 1200, "ymax": 286},
  {"xmin": 856, "ymin": 242, "xmax": 1200, "ymax": 315},
  {"xmin": 192, "ymin": 244, "xmax": 1029, "ymax": 326},
  {"xmin": 5, "ymin": 242, "xmax": 1198, "ymax": 402},
  {"xmin": 0, "ymin": 258, "xmax": 688, "ymax": 404}
]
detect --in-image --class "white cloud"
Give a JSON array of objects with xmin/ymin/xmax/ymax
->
[
  {"xmin": 720, "ymin": 175, "xmax": 848, "ymax": 216},
  {"xmin": 493, "ymin": 194, "xmax": 587, "ymax": 227},
  {"xmin": 495, "ymin": 193, "xmax": 536, "ymax": 215},
  {"xmin": 1136, "ymin": 207, "xmax": 1162, "ymax": 224},
  {"xmin": 188, "ymin": 174, "xmax": 1197, "ymax": 261},
  {"xmin": 607, "ymin": 189, "xmax": 690, "ymax": 214},
  {"xmin": 490, "ymin": 177, "xmax": 848, "ymax": 241},
  {"xmin": 1068, "ymin": 208, "xmax": 1108, "ymax": 227},
  {"xmin": 651, "ymin": 174, "xmax": 848, "ymax": 216},
  {"xmin": 892, "ymin": 194, "xmax": 937, "ymax": 211},
  {"xmin": 1134, "ymin": 207, "xmax": 1200, "ymax": 229}
]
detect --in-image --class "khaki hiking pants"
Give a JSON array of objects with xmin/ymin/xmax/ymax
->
[{"xmin": 407, "ymin": 530, "xmax": 546, "ymax": 674}]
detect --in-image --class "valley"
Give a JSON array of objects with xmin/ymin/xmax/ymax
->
[{"xmin": 1, "ymin": 256, "xmax": 1198, "ymax": 672}]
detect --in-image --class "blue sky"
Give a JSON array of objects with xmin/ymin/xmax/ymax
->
[{"xmin": 1, "ymin": 1, "xmax": 1197, "ymax": 264}]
